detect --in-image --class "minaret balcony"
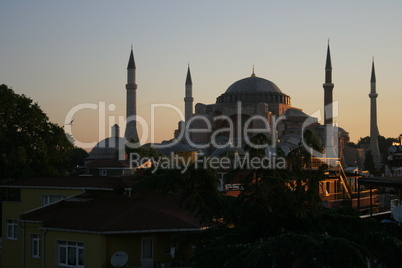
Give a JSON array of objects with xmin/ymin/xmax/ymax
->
[{"xmin": 126, "ymin": 84, "xmax": 137, "ymax": 90}]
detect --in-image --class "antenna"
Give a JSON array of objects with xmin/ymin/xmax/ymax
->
[{"xmin": 110, "ymin": 252, "xmax": 128, "ymax": 268}]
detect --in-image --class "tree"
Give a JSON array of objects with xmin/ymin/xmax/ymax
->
[
  {"xmin": 125, "ymin": 140, "xmax": 161, "ymax": 159},
  {"xmin": 357, "ymin": 136, "xmax": 370, "ymax": 148},
  {"xmin": 131, "ymin": 134, "xmax": 402, "ymax": 267},
  {"xmin": 303, "ymin": 129, "xmax": 323, "ymax": 153},
  {"xmin": 346, "ymin": 141, "xmax": 358, "ymax": 148},
  {"xmin": 133, "ymin": 164, "xmax": 230, "ymax": 224},
  {"xmin": 244, "ymin": 133, "xmax": 271, "ymax": 158},
  {"xmin": 70, "ymin": 147, "xmax": 89, "ymax": 167},
  {"xmin": 364, "ymin": 150, "xmax": 375, "ymax": 171},
  {"xmin": 0, "ymin": 84, "xmax": 74, "ymax": 179},
  {"xmin": 359, "ymin": 135, "xmax": 399, "ymax": 167},
  {"xmin": 378, "ymin": 136, "xmax": 398, "ymax": 163},
  {"xmin": 187, "ymin": 168, "xmax": 402, "ymax": 268}
]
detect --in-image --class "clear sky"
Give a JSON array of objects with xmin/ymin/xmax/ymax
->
[{"xmin": 1, "ymin": 1, "xmax": 401, "ymax": 149}]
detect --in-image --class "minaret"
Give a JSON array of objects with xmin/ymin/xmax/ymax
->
[
  {"xmin": 369, "ymin": 59, "xmax": 381, "ymax": 168},
  {"xmin": 124, "ymin": 47, "xmax": 139, "ymax": 143},
  {"xmin": 322, "ymin": 43, "xmax": 338, "ymax": 159},
  {"xmin": 323, "ymin": 43, "xmax": 334, "ymax": 125},
  {"xmin": 184, "ymin": 64, "xmax": 193, "ymax": 122}
]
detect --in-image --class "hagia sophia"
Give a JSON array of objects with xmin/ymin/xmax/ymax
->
[{"xmin": 88, "ymin": 44, "xmax": 381, "ymax": 170}]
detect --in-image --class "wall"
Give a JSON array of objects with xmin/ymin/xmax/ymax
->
[{"xmin": 2, "ymin": 188, "xmax": 83, "ymax": 268}]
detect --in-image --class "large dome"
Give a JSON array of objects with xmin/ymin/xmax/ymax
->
[
  {"xmin": 225, "ymin": 76, "xmax": 282, "ymax": 94},
  {"xmin": 216, "ymin": 75, "xmax": 290, "ymax": 105}
]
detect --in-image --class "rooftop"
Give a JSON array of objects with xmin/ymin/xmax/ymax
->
[
  {"xmin": 21, "ymin": 193, "xmax": 201, "ymax": 233},
  {"xmin": 0, "ymin": 176, "xmax": 137, "ymax": 190}
]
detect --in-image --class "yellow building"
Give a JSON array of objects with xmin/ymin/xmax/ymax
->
[{"xmin": 1, "ymin": 176, "xmax": 201, "ymax": 268}]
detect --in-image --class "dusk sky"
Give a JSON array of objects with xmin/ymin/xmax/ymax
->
[{"xmin": 1, "ymin": 1, "xmax": 401, "ymax": 150}]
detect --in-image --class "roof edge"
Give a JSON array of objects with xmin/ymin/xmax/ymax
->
[
  {"xmin": 39, "ymin": 227, "xmax": 204, "ymax": 235},
  {"xmin": 0, "ymin": 185, "xmax": 115, "ymax": 191}
]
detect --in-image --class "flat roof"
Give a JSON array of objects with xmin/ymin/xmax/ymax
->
[{"xmin": 359, "ymin": 176, "xmax": 402, "ymax": 187}]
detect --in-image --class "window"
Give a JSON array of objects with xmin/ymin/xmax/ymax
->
[
  {"xmin": 163, "ymin": 238, "xmax": 176, "ymax": 258},
  {"xmin": 58, "ymin": 241, "xmax": 84, "ymax": 267},
  {"xmin": 42, "ymin": 195, "xmax": 64, "ymax": 206},
  {"xmin": 99, "ymin": 170, "xmax": 107, "ymax": 176},
  {"xmin": 142, "ymin": 238, "xmax": 153, "ymax": 259},
  {"xmin": 31, "ymin": 234, "xmax": 40, "ymax": 258},
  {"xmin": 6, "ymin": 219, "xmax": 18, "ymax": 240},
  {"xmin": 141, "ymin": 238, "xmax": 153, "ymax": 267}
]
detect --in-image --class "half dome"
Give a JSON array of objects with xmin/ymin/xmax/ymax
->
[
  {"xmin": 88, "ymin": 137, "xmax": 126, "ymax": 159},
  {"xmin": 88, "ymin": 124, "xmax": 125, "ymax": 159}
]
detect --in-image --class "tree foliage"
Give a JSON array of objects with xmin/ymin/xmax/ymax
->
[
  {"xmin": 244, "ymin": 133, "xmax": 271, "ymax": 158},
  {"xmin": 187, "ymin": 168, "xmax": 402, "ymax": 268},
  {"xmin": 132, "ymin": 133, "xmax": 402, "ymax": 267},
  {"xmin": 364, "ymin": 150, "xmax": 375, "ymax": 171},
  {"xmin": 0, "ymin": 84, "xmax": 74, "ymax": 179},
  {"xmin": 357, "ymin": 136, "xmax": 371, "ymax": 148},
  {"xmin": 303, "ymin": 129, "xmax": 323, "ymax": 153},
  {"xmin": 70, "ymin": 147, "xmax": 89, "ymax": 167},
  {"xmin": 125, "ymin": 140, "xmax": 162, "ymax": 159},
  {"xmin": 358, "ymin": 135, "xmax": 398, "ymax": 164},
  {"xmin": 132, "ymin": 164, "xmax": 231, "ymax": 224}
]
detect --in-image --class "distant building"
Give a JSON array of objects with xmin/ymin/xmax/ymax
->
[
  {"xmin": 87, "ymin": 47, "xmax": 140, "ymax": 162},
  {"xmin": 179, "ymin": 44, "xmax": 349, "ymax": 158},
  {"xmin": 85, "ymin": 44, "xmax": 390, "ymax": 171}
]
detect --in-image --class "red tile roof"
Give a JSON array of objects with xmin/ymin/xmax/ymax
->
[{"xmin": 21, "ymin": 193, "xmax": 202, "ymax": 233}]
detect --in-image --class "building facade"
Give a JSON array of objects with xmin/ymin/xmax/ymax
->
[{"xmin": 1, "ymin": 177, "xmax": 200, "ymax": 268}]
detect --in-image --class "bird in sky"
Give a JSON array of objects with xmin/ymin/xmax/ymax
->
[{"xmin": 65, "ymin": 119, "xmax": 74, "ymax": 126}]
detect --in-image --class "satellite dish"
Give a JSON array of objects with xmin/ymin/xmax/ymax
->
[
  {"xmin": 390, "ymin": 146, "xmax": 398, "ymax": 153},
  {"xmin": 110, "ymin": 252, "xmax": 128, "ymax": 268},
  {"xmin": 392, "ymin": 205, "xmax": 402, "ymax": 223}
]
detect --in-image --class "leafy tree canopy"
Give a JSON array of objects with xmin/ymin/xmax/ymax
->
[
  {"xmin": 186, "ymin": 167, "xmax": 402, "ymax": 267},
  {"xmin": 70, "ymin": 147, "xmax": 89, "ymax": 167},
  {"xmin": 125, "ymin": 139, "xmax": 162, "ymax": 159},
  {"xmin": 358, "ymin": 135, "xmax": 399, "ymax": 164},
  {"xmin": 357, "ymin": 136, "xmax": 370, "ymax": 148},
  {"xmin": 0, "ymin": 84, "xmax": 74, "ymax": 179},
  {"xmin": 133, "ymin": 144, "xmax": 402, "ymax": 267},
  {"xmin": 364, "ymin": 150, "xmax": 375, "ymax": 171}
]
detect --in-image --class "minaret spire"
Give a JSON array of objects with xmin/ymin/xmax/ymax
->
[
  {"xmin": 370, "ymin": 57, "xmax": 376, "ymax": 83},
  {"xmin": 125, "ymin": 46, "xmax": 139, "ymax": 144},
  {"xmin": 325, "ymin": 43, "xmax": 332, "ymax": 83},
  {"xmin": 184, "ymin": 64, "xmax": 194, "ymax": 122},
  {"xmin": 185, "ymin": 63, "xmax": 193, "ymax": 86},
  {"xmin": 369, "ymin": 58, "xmax": 381, "ymax": 168},
  {"xmin": 127, "ymin": 47, "xmax": 136, "ymax": 69}
]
